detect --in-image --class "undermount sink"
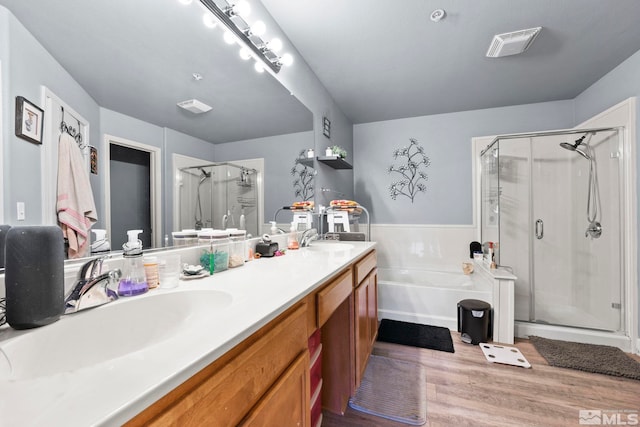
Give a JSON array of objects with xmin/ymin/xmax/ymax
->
[
  {"xmin": 0, "ymin": 290, "xmax": 232, "ymax": 381},
  {"xmin": 306, "ymin": 242, "xmax": 355, "ymax": 252}
]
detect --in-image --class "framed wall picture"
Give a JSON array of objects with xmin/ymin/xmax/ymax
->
[
  {"xmin": 15, "ymin": 96, "xmax": 44, "ymax": 145},
  {"xmin": 323, "ymin": 116, "xmax": 331, "ymax": 139},
  {"xmin": 90, "ymin": 146, "xmax": 98, "ymax": 174}
]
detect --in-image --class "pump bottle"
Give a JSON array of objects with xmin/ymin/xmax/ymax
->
[
  {"xmin": 287, "ymin": 222, "xmax": 299, "ymax": 250},
  {"xmin": 118, "ymin": 230, "xmax": 149, "ymax": 296}
]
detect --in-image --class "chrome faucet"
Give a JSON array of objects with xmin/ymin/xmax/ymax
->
[
  {"xmin": 299, "ymin": 228, "xmax": 319, "ymax": 247},
  {"xmin": 64, "ymin": 256, "xmax": 121, "ymax": 314}
]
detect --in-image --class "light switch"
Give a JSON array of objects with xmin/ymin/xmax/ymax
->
[{"xmin": 17, "ymin": 202, "xmax": 25, "ymax": 221}]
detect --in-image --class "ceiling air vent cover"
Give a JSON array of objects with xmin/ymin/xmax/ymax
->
[
  {"xmin": 486, "ymin": 27, "xmax": 542, "ymax": 58},
  {"xmin": 177, "ymin": 99, "xmax": 212, "ymax": 114}
]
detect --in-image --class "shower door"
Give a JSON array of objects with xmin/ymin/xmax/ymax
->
[{"xmin": 498, "ymin": 129, "xmax": 623, "ymax": 332}]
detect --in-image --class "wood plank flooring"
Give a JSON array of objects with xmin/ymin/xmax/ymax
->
[{"xmin": 322, "ymin": 333, "xmax": 640, "ymax": 427}]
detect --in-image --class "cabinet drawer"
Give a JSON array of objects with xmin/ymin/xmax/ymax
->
[
  {"xmin": 317, "ymin": 269, "xmax": 353, "ymax": 327},
  {"xmin": 354, "ymin": 250, "xmax": 376, "ymax": 285}
]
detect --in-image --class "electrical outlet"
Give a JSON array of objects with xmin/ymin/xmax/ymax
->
[{"xmin": 17, "ymin": 202, "xmax": 25, "ymax": 220}]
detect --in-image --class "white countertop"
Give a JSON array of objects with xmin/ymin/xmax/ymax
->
[{"xmin": 0, "ymin": 241, "xmax": 376, "ymax": 427}]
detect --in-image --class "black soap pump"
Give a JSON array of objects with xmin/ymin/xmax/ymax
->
[
  {"xmin": 118, "ymin": 230, "xmax": 149, "ymax": 296},
  {"xmin": 469, "ymin": 241, "xmax": 482, "ymax": 259}
]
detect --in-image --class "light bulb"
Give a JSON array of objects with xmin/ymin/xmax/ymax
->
[
  {"xmin": 178, "ymin": 0, "xmax": 193, "ymax": 5},
  {"xmin": 251, "ymin": 20, "xmax": 266, "ymax": 37},
  {"xmin": 223, "ymin": 30, "xmax": 236, "ymax": 45},
  {"xmin": 269, "ymin": 37, "xmax": 283, "ymax": 52},
  {"xmin": 234, "ymin": 0, "xmax": 251, "ymax": 18},
  {"xmin": 239, "ymin": 47, "xmax": 252, "ymax": 60},
  {"xmin": 202, "ymin": 13, "xmax": 217, "ymax": 29},
  {"xmin": 280, "ymin": 53, "xmax": 294, "ymax": 66},
  {"xmin": 254, "ymin": 61, "xmax": 265, "ymax": 73}
]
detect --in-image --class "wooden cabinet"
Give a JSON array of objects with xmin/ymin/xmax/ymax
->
[
  {"xmin": 125, "ymin": 303, "xmax": 309, "ymax": 427},
  {"xmin": 312, "ymin": 268, "xmax": 354, "ymax": 416},
  {"xmin": 353, "ymin": 251, "xmax": 378, "ymax": 391},
  {"xmin": 240, "ymin": 351, "xmax": 310, "ymax": 427},
  {"xmin": 320, "ymin": 249, "xmax": 378, "ymax": 414},
  {"xmin": 354, "ymin": 268, "xmax": 377, "ymax": 389},
  {"xmin": 126, "ymin": 248, "xmax": 378, "ymax": 427},
  {"xmin": 317, "ymin": 269, "xmax": 352, "ymax": 327}
]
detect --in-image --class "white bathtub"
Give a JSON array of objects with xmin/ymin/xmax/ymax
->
[{"xmin": 377, "ymin": 267, "xmax": 493, "ymax": 331}]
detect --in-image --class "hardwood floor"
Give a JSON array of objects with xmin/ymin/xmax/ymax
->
[{"xmin": 322, "ymin": 333, "xmax": 640, "ymax": 427}]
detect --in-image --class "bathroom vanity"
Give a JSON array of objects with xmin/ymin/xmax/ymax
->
[{"xmin": 0, "ymin": 241, "xmax": 377, "ymax": 427}]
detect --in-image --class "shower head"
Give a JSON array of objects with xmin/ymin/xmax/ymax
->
[
  {"xmin": 197, "ymin": 167, "xmax": 212, "ymax": 185},
  {"xmin": 559, "ymin": 135, "xmax": 591, "ymax": 160}
]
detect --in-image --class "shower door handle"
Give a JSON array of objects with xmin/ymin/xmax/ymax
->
[{"xmin": 535, "ymin": 219, "xmax": 544, "ymax": 239}]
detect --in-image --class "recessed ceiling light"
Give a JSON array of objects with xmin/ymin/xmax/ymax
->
[
  {"xmin": 192, "ymin": 72, "xmax": 203, "ymax": 81},
  {"xmin": 430, "ymin": 9, "xmax": 446, "ymax": 22}
]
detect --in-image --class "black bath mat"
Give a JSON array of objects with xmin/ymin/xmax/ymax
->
[{"xmin": 377, "ymin": 319, "xmax": 454, "ymax": 353}]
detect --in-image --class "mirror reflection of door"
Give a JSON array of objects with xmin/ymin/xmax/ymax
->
[
  {"xmin": 105, "ymin": 135, "xmax": 161, "ymax": 250},
  {"xmin": 109, "ymin": 144, "xmax": 151, "ymax": 249}
]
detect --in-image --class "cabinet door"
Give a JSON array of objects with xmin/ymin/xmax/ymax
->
[
  {"xmin": 241, "ymin": 351, "xmax": 311, "ymax": 427},
  {"xmin": 354, "ymin": 275, "xmax": 370, "ymax": 388},
  {"xmin": 367, "ymin": 269, "xmax": 378, "ymax": 348}
]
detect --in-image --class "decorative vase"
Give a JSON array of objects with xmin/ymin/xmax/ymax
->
[{"xmin": 325, "ymin": 148, "xmax": 333, "ymax": 156}]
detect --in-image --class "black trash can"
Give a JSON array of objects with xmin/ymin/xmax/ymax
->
[{"xmin": 457, "ymin": 299, "xmax": 492, "ymax": 345}]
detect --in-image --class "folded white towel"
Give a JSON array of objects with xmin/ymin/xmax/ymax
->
[{"xmin": 57, "ymin": 133, "xmax": 97, "ymax": 258}]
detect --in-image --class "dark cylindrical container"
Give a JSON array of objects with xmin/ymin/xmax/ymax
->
[
  {"xmin": 457, "ymin": 299, "xmax": 492, "ymax": 345},
  {"xmin": 0, "ymin": 225, "xmax": 11, "ymax": 268},
  {"xmin": 5, "ymin": 226, "xmax": 65, "ymax": 329}
]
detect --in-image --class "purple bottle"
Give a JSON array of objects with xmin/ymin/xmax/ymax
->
[{"xmin": 118, "ymin": 230, "xmax": 149, "ymax": 297}]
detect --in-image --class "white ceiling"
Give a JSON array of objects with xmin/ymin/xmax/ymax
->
[
  {"xmin": 3, "ymin": 0, "xmax": 640, "ymax": 143},
  {"xmin": 262, "ymin": 0, "xmax": 640, "ymax": 123}
]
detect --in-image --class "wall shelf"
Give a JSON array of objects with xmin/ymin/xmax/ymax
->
[
  {"xmin": 317, "ymin": 156, "xmax": 352, "ymax": 170},
  {"xmin": 296, "ymin": 157, "xmax": 314, "ymax": 168}
]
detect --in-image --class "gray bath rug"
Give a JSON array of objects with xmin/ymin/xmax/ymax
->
[
  {"xmin": 529, "ymin": 336, "xmax": 640, "ymax": 380},
  {"xmin": 348, "ymin": 354, "xmax": 427, "ymax": 425}
]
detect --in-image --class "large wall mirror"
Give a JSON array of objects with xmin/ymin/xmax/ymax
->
[{"xmin": 0, "ymin": 0, "xmax": 314, "ymax": 259}]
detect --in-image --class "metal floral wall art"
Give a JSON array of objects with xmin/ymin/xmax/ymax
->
[
  {"xmin": 388, "ymin": 137, "xmax": 431, "ymax": 202},
  {"xmin": 291, "ymin": 150, "xmax": 315, "ymax": 201}
]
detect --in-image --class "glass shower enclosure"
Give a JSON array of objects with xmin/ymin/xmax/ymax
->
[
  {"xmin": 480, "ymin": 127, "xmax": 625, "ymax": 332},
  {"xmin": 177, "ymin": 162, "xmax": 260, "ymax": 238}
]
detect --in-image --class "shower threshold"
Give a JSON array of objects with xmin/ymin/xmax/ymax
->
[{"xmin": 515, "ymin": 321, "xmax": 632, "ymax": 353}]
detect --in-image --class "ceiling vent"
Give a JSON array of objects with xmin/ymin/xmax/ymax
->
[
  {"xmin": 177, "ymin": 99, "xmax": 212, "ymax": 114},
  {"xmin": 486, "ymin": 27, "xmax": 542, "ymax": 58}
]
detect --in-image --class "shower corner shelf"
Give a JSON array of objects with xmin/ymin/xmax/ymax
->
[
  {"xmin": 296, "ymin": 157, "xmax": 314, "ymax": 168},
  {"xmin": 317, "ymin": 156, "xmax": 352, "ymax": 170}
]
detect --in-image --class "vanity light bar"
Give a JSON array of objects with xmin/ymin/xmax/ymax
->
[{"xmin": 199, "ymin": 0, "xmax": 282, "ymax": 73}]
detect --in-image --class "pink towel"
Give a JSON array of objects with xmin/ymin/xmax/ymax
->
[{"xmin": 57, "ymin": 133, "xmax": 97, "ymax": 258}]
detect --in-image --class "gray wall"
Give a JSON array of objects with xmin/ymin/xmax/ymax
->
[
  {"xmin": 1, "ymin": 8, "xmax": 100, "ymax": 224},
  {"xmin": 353, "ymin": 100, "xmax": 575, "ymax": 223},
  {"xmin": 215, "ymin": 131, "xmax": 314, "ymax": 222}
]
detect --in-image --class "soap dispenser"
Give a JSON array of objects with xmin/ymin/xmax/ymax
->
[
  {"xmin": 118, "ymin": 229, "xmax": 149, "ymax": 296},
  {"xmin": 287, "ymin": 222, "xmax": 299, "ymax": 250}
]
